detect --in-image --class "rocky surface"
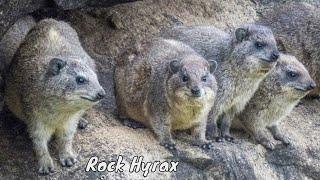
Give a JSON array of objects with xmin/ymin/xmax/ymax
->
[
  {"xmin": 0, "ymin": 0, "xmax": 319, "ymax": 179},
  {"xmin": 0, "ymin": 0, "xmax": 138, "ymax": 38}
]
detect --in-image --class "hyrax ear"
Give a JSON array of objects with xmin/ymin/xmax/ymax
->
[
  {"xmin": 208, "ymin": 60, "xmax": 217, "ymax": 73},
  {"xmin": 48, "ymin": 58, "xmax": 66, "ymax": 76},
  {"xmin": 169, "ymin": 60, "xmax": 180, "ymax": 74},
  {"xmin": 235, "ymin": 27, "xmax": 249, "ymax": 42},
  {"xmin": 276, "ymin": 38, "xmax": 287, "ymax": 52}
]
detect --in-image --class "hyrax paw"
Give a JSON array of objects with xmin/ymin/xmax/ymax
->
[
  {"xmin": 224, "ymin": 135, "xmax": 235, "ymax": 142},
  {"xmin": 216, "ymin": 137, "xmax": 224, "ymax": 143},
  {"xmin": 262, "ymin": 141, "xmax": 276, "ymax": 150},
  {"xmin": 78, "ymin": 118, "xmax": 89, "ymax": 129},
  {"xmin": 60, "ymin": 154, "xmax": 77, "ymax": 167},
  {"xmin": 162, "ymin": 143, "xmax": 176, "ymax": 150},
  {"xmin": 200, "ymin": 142, "xmax": 213, "ymax": 150},
  {"xmin": 38, "ymin": 158, "xmax": 55, "ymax": 175},
  {"xmin": 280, "ymin": 137, "xmax": 292, "ymax": 146},
  {"xmin": 123, "ymin": 119, "xmax": 145, "ymax": 129}
]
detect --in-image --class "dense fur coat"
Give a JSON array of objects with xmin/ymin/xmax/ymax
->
[
  {"xmin": 115, "ymin": 38, "xmax": 218, "ymax": 150},
  {"xmin": 164, "ymin": 24, "xmax": 280, "ymax": 141},
  {"xmin": 235, "ymin": 54, "xmax": 315, "ymax": 149},
  {"xmin": 260, "ymin": 2, "xmax": 320, "ymax": 96},
  {"xmin": 0, "ymin": 16, "xmax": 36, "ymax": 112},
  {"xmin": 4, "ymin": 19, "xmax": 105, "ymax": 175}
]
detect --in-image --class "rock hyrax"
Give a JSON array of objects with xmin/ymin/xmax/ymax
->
[
  {"xmin": 0, "ymin": 16, "xmax": 36, "ymax": 112},
  {"xmin": 164, "ymin": 24, "xmax": 280, "ymax": 141},
  {"xmin": 235, "ymin": 54, "xmax": 316, "ymax": 149},
  {"xmin": 115, "ymin": 38, "xmax": 218, "ymax": 150},
  {"xmin": 163, "ymin": 25, "xmax": 231, "ymax": 63},
  {"xmin": 4, "ymin": 19, "xmax": 106, "ymax": 175},
  {"xmin": 260, "ymin": 2, "xmax": 320, "ymax": 97}
]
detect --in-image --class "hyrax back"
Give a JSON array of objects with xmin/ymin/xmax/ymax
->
[
  {"xmin": 115, "ymin": 38, "xmax": 218, "ymax": 150},
  {"xmin": 260, "ymin": 2, "xmax": 320, "ymax": 97},
  {"xmin": 236, "ymin": 54, "xmax": 315, "ymax": 149},
  {"xmin": 0, "ymin": 16, "xmax": 36, "ymax": 68},
  {"xmin": 163, "ymin": 26, "xmax": 231, "ymax": 62},
  {"xmin": 165, "ymin": 24, "xmax": 280, "ymax": 141},
  {"xmin": 5, "ymin": 18, "xmax": 105, "ymax": 175},
  {"xmin": 0, "ymin": 16, "xmax": 36, "ymax": 112}
]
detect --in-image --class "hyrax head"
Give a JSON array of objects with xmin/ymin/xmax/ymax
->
[
  {"xmin": 45, "ymin": 57, "xmax": 106, "ymax": 107},
  {"xmin": 231, "ymin": 24, "xmax": 279, "ymax": 74},
  {"xmin": 274, "ymin": 54, "xmax": 316, "ymax": 97},
  {"xmin": 167, "ymin": 54, "xmax": 217, "ymax": 101}
]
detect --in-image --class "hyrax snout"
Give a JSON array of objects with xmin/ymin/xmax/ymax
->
[
  {"xmin": 4, "ymin": 18, "xmax": 105, "ymax": 175},
  {"xmin": 115, "ymin": 38, "xmax": 218, "ymax": 150},
  {"xmin": 236, "ymin": 54, "xmax": 315, "ymax": 149}
]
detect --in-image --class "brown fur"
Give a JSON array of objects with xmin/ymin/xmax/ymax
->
[
  {"xmin": 0, "ymin": 16, "xmax": 36, "ymax": 112},
  {"xmin": 235, "ymin": 54, "xmax": 315, "ymax": 149},
  {"xmin": 115, "ymin": 38, "xmax": 218, "ymax": 149},
  {"xmin": 4, "ymin": 19, "xmax": 105, "ymax": 175},
  {"xmin": 164, "ymin": 24, "xmax": 280, "ymax": 140},
  {"xmin": 260, "ymin": 2, "xmax": 320, "ymax": 96}
]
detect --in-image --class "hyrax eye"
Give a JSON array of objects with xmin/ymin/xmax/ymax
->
[
  {"xmin": 255, "ymin": 42, "xmax": 265, "ymax": 49},
  {"xmin": 182, "ymin": 75, "xmax": 189, "ymax": 82},
  {"xmin": 76, "ymin": 76, "xmax": 87, "ymax": 85},
  {"xmin": 287, "ymin": 71, "xmax": 299, "ymax": 79},
  {"xmin": 201, "ymin": 76, "xmax": 208, "ymax": 82}
]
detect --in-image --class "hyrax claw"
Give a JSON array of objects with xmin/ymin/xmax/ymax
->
[
  {"xmin": 163, "ymin": 143, "xmax": 176, "ymax": 150},
  {"xmin": 200, "ymin": 142, "xmax": 213, "ymax": 150}
]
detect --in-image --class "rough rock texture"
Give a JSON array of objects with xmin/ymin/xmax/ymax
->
[
  {"xmin": 0, "ymin": 0, "xmax": 138, "ymax": 38},
  {"xmin": 54, "ymin": 0, "xmax": 139, "ymax": 10},
  {"xmin": 0, "ymin": 0, "xmax": 47, "ymax": 38},
  {"xmin": 0, "ymin": 0, "xmax": 319, "ymax": 179}
]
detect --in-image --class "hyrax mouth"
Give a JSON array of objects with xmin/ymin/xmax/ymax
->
[
  {"xmin": 191, "ymin": 94, "xmax": 202, "ymax": 98},
  {"xmin": 81, "ymin": 96, "xmax": 99, "ymax": 102},
  {"xmin": 258, "ymin": 68, "xmax": 270, "ymax": 74},
  {"xmin": 260, "ymin": 58, "xmax": 276, "ymax": 63},
  {"xmin": 294, "ymin": 87, "xmax": 309, "ymax": 92}
]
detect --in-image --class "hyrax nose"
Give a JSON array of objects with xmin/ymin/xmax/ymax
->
[
  {"xmin": 307, "ymin": 81, "xmax": 317, "ymax": 90},
  {"xmin": 191, "ymin": 86, "xmax": 201, "ymax": 96},
  {"xmin": 270, "ymin": 51, "xmax": 280, "ymax": 62},
  {"xmin": 96, "ymin": 90, "xmax": 106, "ymax": 100}
]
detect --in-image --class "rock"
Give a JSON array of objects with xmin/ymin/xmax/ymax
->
[
  {"xmin": 0, "ymin": 0, "xmax": 139, "ymax": 39},
  {"xmin": 0, "ymin": 0, "xmax": 46, "ymax": 38},
  {"xmin": 53, "ymin": 0, "xmax": 138, "ymax": 10}
]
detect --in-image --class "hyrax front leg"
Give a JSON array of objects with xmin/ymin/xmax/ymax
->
[
  {"xmin": 56, "ymin": 119, "xmax": 78, "ymax": 167},
  {"xmin": 253, "ymin": 128, "xmax": 276, "ymax": 150},
  {"xmin": 267, "ymin": 125, "xmax": 291, "ymax": 145},
  {"xmin": 151, "ymin": 116, "xmax": 176, "ymax": 150},
  {"xmin": 206, "ymin": 110, "xmax": 220, "ymax": 141},
  {"xmin": 219, "ymin": 112, "xmax": 235, "ymax": 142},
  {"xmin": 29, "ymin": 124, "xmax": 54, "ymax": 175},
  {"xmin": 191, "ymin": 120, "xmax": 213, "ymax": 150}
]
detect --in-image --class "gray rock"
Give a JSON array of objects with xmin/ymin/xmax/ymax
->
[{"xmin": 53, "ymin": 0, "xmax": 138, "ymax": 10}]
